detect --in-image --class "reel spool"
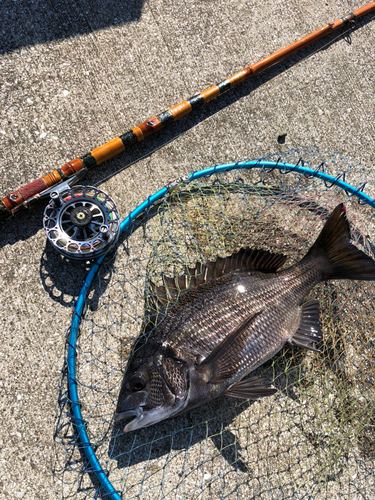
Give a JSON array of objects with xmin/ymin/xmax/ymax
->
[{"xmin": 43, "ymin": 185, "xmax": 120, "ymax": 260}]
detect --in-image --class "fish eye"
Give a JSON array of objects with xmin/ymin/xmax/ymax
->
[{"xmin": 130, "ymin": 374, "xmax": 146, "ymax": 392}]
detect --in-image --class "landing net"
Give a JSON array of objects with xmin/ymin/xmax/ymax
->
[{"xmin": 54, "ymin": 149, "xmax": 375, "ymax": 499}]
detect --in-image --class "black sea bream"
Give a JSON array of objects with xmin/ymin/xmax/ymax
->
[{"xmin": 115, "ymin": 204, "xmax": 375, "ymax": 432}]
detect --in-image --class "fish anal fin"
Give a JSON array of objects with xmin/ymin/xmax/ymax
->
[
  {"xmin": 198, "ymin": 311, "xmax": 262, "ymax": 383},
  {"xmin": 291, "ymin": 299, "xmax": 322, "ymax": 352},
  {"xmin": 225, "ymin": 376, "xmax": 277, "ymax": 399}
]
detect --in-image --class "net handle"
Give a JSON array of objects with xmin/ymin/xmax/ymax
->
[{"xmin": 67, "ymin": 160, "xmax": 375, "ymax": 499}]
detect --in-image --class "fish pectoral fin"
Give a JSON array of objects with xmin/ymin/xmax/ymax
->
[
  {"xmin": 197, "ymin": 311, "xmax": 262, "ymax": 384},
  {"xmin": 291, "ymin": 299, "xmax": 322, "ymax": 352},
  {"xmin": 225, "ymin": 376, "xmax": 277, "ymax": 399}
]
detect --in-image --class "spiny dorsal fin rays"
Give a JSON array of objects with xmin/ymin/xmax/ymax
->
[
  {"xmin": 162, "ymin": 275, "xmax": 179, "ymax": 298},
  {"xmin": 177, "ymin": 274, "xmax": 188, "ymax": 291},
  {"xmin": 147, "ymin": 247, "xmax": 287, "ymax": 312},
  {"xmin": 187, "ymin": 262, "xmax": 206, "ymax": 288},
  {"xmin": 147, "ymin": 281, "xmax": 169, "ymax": 310},
  {"xmin": 205, "ymin": 260, "xmax": 217, "ymax": 280},
  {"xmin": 213, "ymin": 256, "xmax": 226, "ymax": 277}
]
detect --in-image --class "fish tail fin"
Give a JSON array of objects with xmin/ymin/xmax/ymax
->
[{"xmin": 303, "ymin": 203, "xmax": 375, "ymax": 281}]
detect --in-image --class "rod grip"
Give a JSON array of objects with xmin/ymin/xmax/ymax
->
[
  {"xmin": 1, "ymin": 171, "xmax": 61, "ymax": 212},
  {"xmin": 1, "ymin": 159, "xmax": 85, "ymax": 217}
]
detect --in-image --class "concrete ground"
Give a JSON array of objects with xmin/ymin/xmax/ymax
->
[{"xmin": 0, "ymin": 0, "xmax": 374, "ymax": 499}]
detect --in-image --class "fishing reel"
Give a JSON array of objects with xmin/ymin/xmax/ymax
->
[{"xmin": 43, "ymin": 185, "xmax": 120, "ymax": 260}]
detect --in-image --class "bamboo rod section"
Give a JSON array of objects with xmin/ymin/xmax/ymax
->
[{"xmin": 1, "ymin": 2, "xmax": 374, "ymax": 219}]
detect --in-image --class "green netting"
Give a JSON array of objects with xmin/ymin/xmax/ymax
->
[{"xmin": 54, "ymin": 149, "xmax": 375, "ymax": 499}]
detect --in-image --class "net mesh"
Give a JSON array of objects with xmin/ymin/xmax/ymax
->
[{"xmin": 54, "ymin": 149, "xmax": 375, "ymax": 499}]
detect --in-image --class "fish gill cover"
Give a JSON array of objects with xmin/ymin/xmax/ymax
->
[{"xmin": 54, "ymin": 149, "xmax": 375, "ymax": 499}]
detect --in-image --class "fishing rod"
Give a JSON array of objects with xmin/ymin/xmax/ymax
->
[{"xmin": 1, "ymin": 2, "xmax": 374, "ymax": 221}]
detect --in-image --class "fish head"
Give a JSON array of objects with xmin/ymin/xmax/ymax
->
[{"xmin": 114, "ymin": 348, "xmax": 188, "ymax": 432}]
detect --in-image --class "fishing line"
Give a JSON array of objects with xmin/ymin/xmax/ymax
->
[
  {"xmin": 93, "ymin": 23, "xmax": 356, "ymax": 190},
  {"xmin": 2, "ymin": 2, "xmax": 374, "ymax": 220},
  {"xmin": 41, "ymin": 19, "xmax": 358, "ymax": 264}
]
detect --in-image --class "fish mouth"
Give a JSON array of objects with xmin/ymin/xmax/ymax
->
[
  {"xmin": 113, "ymin": 407, "xmax": 143, "ymax": 423},
  {"xmin": 113, "ymin": 406, "xmax": 173, "ymax": 432},
  {"xmin": 122, "ymin": 406, "xmax": 176, "ymax": 433},
  {"xmin": 113, "ymin": 398, "xmax": 187, "ymax": 432}
]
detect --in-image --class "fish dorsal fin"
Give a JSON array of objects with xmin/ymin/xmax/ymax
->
[
  {"xmin": 147, "ymin": 248, "xmax": 287, "ymax": 311},
  {"xmin": 146, "ymin": 263, "xmax": 203, "ymax": 311},
  {"xmin": 197, "ymin": 311, "xmax": 262, "ymax": 383},
  {"xmin": 225, "ymin": 376, "xmax": 277, "ymax": 399},
  {"xmin": 206, "ymin": 247, "xmax": 287, "ymax": 277}
]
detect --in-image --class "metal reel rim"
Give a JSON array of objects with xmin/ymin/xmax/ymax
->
[{"xmin": 43, "ymin": 185, "xmax": 120, "ymax": 261}]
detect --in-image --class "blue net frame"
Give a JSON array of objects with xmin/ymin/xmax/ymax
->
[{"xmin": 65, "ymin": 154, "xmax": 375, "ymax": 499}]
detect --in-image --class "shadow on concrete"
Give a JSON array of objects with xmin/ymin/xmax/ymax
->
[
  {"xmin": 0, "ymin": 0, "xmax": 145, "ymax": 55},
  {"xmin": 39, "ymin": 237, "xmax": 118, "ymax": 308},
  {"xmin": 39, "ymin": 241, "xmax": 92, "ymax": 308},
  {"xmin": 108, "ymin": 395, "xmax": 253, "ymax": 475}
]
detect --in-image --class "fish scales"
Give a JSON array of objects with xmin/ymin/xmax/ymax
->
[
  {"xmin": 115, "ymin": 204, "xmax": 375, "ymax": 432},
  {"xmin": 159, "ymin": 262, "xmax": 321, "ymax": 372}
]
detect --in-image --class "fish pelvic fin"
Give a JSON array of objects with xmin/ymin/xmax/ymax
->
[
  {"xmin": 302, "ymin": 203, "xmax": 375, "ymax": 281},
  {"xmin": 197, "ymin": 311, "xmax": 262, "ymax": 384},
  {"xmin": 225, "ymin": 376, "xmax": 277, "ymax": 399},
  {"xmin": 291, "ymin": 299, "xmax": 322, "ymax": 352}
]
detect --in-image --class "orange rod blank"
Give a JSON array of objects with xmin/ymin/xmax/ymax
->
[{"xmin": 1, "ymin": 2, "xmax": 374, "ymax": 219}]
